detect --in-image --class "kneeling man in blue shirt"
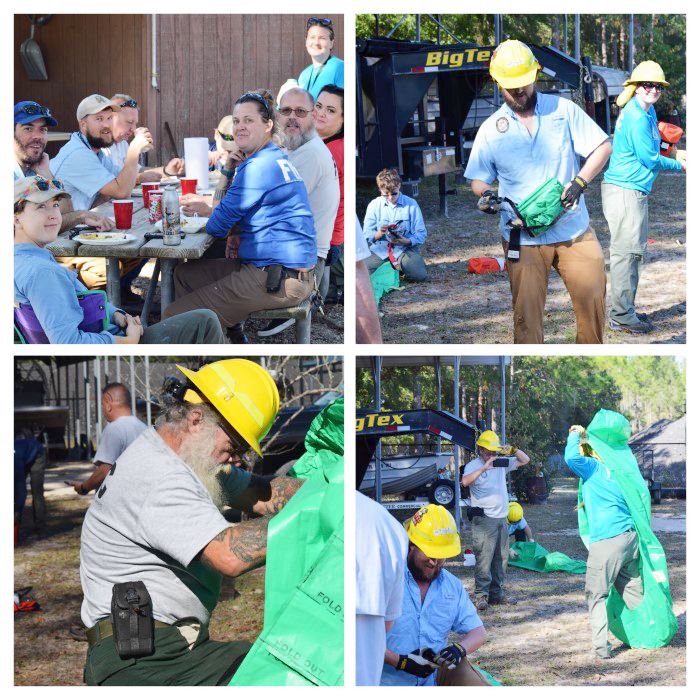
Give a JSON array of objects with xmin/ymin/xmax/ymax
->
[
  {"xmin": 565, "ymin": 425, "xmax": 644, "ymax": 658},
  {"xmin": 381, "ymin": 504, "xmax": 489, "ymax": 686}
]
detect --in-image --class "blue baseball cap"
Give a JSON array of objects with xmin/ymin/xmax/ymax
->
[{"xmin": 14, "ymin": 101, "xmax": 58, "ymax": 127}]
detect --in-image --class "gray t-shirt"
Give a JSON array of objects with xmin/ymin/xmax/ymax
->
[
  {"xmin": 80, "ymin": 427, "xmax": 231, "ymax": 628},
  {"xmin": 93, "ymin": 415, "xmax": 147, "ymax": 466},
  {"xmin": 463, "ymin": 456, "xmax": 517, "ymax": 518}
]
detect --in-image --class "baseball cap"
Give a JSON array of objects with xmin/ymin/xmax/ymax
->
[
  {"xmin": 76, "ymin": 94, "xmax": 120, "ymax": 121},
  {"xmin": 14, "ymin": 101, "xmax": 58, "ymax": 127},
  {"xmin": 14, "ymin": 176, "xmax": 71, "ymax": 206}
]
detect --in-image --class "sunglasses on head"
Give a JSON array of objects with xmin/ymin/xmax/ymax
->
[
  {"xmin": 217, "ymin": 130, "xmax": 235, "ymax": 141},
  {"xmin": 640, "ymin": 82, "xmax": 664, "ymax": 92},
  {"xmin": 119, "ymin": 99, "xmax": 138, "ymax": 108},
  {"xmin": 19, "ymin": 104, "xmax": 53, "ymax": 118},
  {"xmin": 307, "ymin": 17, "xmax": 332, "ymax": 29},
  {"xmin": 237, "ymin": 92, "xmax": 271, "ymax": 121},
  {"xmin": 22, "ymin": 177, "xmax": 64, "ymax": 196},
  {"xmin": 278, "ymin": 106, "xmax": 312, "ymax": 118}
]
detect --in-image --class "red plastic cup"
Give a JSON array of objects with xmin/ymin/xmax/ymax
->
[
  {"xmin": 141, "ymin": 182, "xmax": 161, "ymax": 208},
  {"xmin": 113, "ymin": 200, "xmax": 134, "ymax": 229},
  {"xmin": 180, "ymin": 178, "xmax": 198, "ymax": 196}
]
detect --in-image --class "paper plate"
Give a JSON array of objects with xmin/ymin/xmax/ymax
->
[{"xmin": 75, "ymin": 233, "xmax": 137, "ymax": 246}]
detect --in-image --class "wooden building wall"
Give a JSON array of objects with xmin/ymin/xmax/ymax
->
[{"xmin": 14, "ymin": 14, "xmax": 344, "ymax": 164}]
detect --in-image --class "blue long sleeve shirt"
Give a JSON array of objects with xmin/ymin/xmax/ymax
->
[
  {"xmin": 362, "ymin": 193, "xmax": 428, "ymax": 261},
  {"xmin": 206, "ymin": 142, "xmax": 317, "ymax": 268},
  {"xmin": 14, "ymin": 244, "xmax": 122, "ymax": 344},
  {"xmin": 604, "ymin": 99, "xmax": 682, "ymax": 193},
  {"xmin": 564, "ymin": 432, "xmax": 634, "ymax": 543}
]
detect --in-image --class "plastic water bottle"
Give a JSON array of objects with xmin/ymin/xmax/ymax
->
[{"xmin": 162, "ymin": 185, "xmax": 181, "ymax": 246}]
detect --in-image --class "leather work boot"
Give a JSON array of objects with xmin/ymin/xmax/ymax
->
[
  {"xmin": 475, "ymin": 595, "xmax": 489, "ymax": 611},
  {"xmin": 226, "ymin": 322, "xmax": 249, "ymax": 344},
  {"xmin": 489, "ymin": 594, "xmax": 518, "ymax": 605}
]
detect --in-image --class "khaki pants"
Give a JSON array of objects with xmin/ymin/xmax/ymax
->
[
  {"xmin": 163, "ymin": 259, "xmax": 312, "ymax": 328},
  {"xmin": 55, "ymin": 257, "xmax": 143, "ymax": 290},
  {"xmin": 471, "ymin": 515, "xmax": 509, "ymax": 600},
  {"xmin": 585, "ymin": 529, "xmax": 644, "ymax": 657},
  {"xmin": 502, "ymin": 226, "xmax": 606, "ymax": 344},
  {"xmin": 436, "ymin": 657, "xmax": 491, "ymax": 686}
]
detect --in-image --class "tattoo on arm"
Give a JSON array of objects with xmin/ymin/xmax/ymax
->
[
  {"xmin": 212, "ymin": 175, "xmax": 233, "ymax": 210},
  {"xmin": 263, "ymin": 476, "xmax": 304, "ymax": 515},
  {"xmin": 228, "ymin": 517, "xmax": 270, "ymax": 569}
]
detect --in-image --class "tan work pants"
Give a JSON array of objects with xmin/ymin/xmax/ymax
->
[
  {"xmin": 436, "ymin": 657, "xmax": 491, "ymax": 686},
  {"xmin": 56, "ymin": 257, "xmax": 143, "ymax": 290},
  {"xmin": 163, "ymin": 258, "xmax": 312, "ymax": 328},
  {"xmin": 501, "ymin": 226, "xmax": 606, "ymax": 344}
]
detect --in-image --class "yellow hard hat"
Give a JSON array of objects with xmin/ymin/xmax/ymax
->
[
  {"xmin": 617, "ymin": 61, "xmax": 669, "ymax": 107},
  {"xmin": 176, "ymin": 359, "xmax": 280, "ymax": 457},
  {"xmin": 476, "ymin": 430, "xmax": 503, "ymax": 452},
  {"xmin": 489, "ymin": 39, "xmax": 541, "ymax": 89},
  {"xmin": 404, "ymin": 504, "xmax": 461, "ymax": 559},
  {"xmin": 507, "ymin": 501, "xmax": 524, "ymax": 524}
]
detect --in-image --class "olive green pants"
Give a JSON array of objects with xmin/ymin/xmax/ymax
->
[
  {"xmin": 471, "ymin": 515, "xmax": 509, "ymax": 600},
  {"xmin": 585, "ymin": 529, "xmax": 644, "ymax": 658},
  {"xmin": 84, "ymin": 619, "xmax": 251, "ymax": 686}
]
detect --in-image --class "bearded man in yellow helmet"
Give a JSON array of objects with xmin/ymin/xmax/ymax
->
[
  {"xmin": 381, "ymin": 504, "xmax": 488, "ymax": 686},
  {"xmin": 465, "ymin": 39, "xmax": 613, "ymax": 344},
  {"xmin": 79, "ymin": 359, "xmax": 304, "ymax": 685},
  {"xmin": 461, "ymin": 429, "xmax": 530, "ymax": 611},
  {"xmin": 602, "ymin": 61, "xmax": 686, "ymax": 335}
]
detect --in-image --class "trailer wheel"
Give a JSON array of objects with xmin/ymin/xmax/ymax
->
[
  {"xmin": 430, "ymin": 479, "xmax": 456, "ymax": 509},
  {"xmin": 652, "ymin": 488, "xmax": 662, "ymax": 506}
]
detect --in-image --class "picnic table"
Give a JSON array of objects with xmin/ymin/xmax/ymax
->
[{"xmin": 46, "ymin": 180, "xmax": 217, "ymax": 321}]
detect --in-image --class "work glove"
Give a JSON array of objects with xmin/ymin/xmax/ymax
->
[
  {"xmin": 561, "ymin": 175, "xmax": 588, "ymax": 209},
  {"xmin": 396, "ymin": 648, "xmax": 439, "ymax": 677},
  {"xmin": 477, "ymin": 189, "xmax": 500, "ymax": 214},
  {"xmin": 433, "ymin": 642, "xmax": 467, "ymax": 670},
  {"xmin": 509, "ymin": 547, "xmax": 519, "ymax": 560},
  {"xmin": 569, "ymin": 425, "xmax": 588, "ymax": 441},
  {"xmin": 499, "ymin": 445, "xmax": 518, "ymax": 457}
]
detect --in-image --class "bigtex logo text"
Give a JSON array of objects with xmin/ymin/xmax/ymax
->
[
  {"xmin": 356, "ymin": 413, "xmax": 405, "ymax": 431},
  {"xmin": 425, "ymin": 49, "xmax": 492, "ymax": 68}
]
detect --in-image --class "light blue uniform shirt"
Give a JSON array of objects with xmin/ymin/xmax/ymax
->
[
  {"xmin": 508, "ymin": 517, "xmax": 528, "ymax": 536},
  {"xmin": 564, "ymin": 432, "xmax": 634, "ymax": 543},
  {"xmin": 298, "ymin": 55, "xmax": 344, "ymax": 100},
  {"xmin": 604, "ymin": 99, "xmax": 682, "ymax": 193},
  {"xmin": 50, "ymin": 132, "xmax": 122, "ymax": 211},
  {"xmin": 465, "ymin": 93, "xmax": 609, "ymax": 245},
  {"xmin": 381, "ymin": 565, "xmax": 483, "ymax": 686},
  {"xmin": 14, "ymin": 244, "xmax": 122, "ymax": 344},
  {"xmin": 363, "ymin": 193, "xmax": 427, "ymax": 260}
]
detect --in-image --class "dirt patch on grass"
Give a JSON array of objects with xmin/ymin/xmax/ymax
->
[
  {"xmin": 444, "ymin": 478, "xmax": 686, "ymax": 685},
  {"xmin": 357, "ymin": 168, "xmax": 685, "ymax": 344},
  {"xmin": 14, "ymin": 496, "xmax": 265, "ymax": 686}
]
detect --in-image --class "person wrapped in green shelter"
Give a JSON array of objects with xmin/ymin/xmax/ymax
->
[{"xmin": 564, "ymin": 423, "xmax": 643, "ymax": 659}]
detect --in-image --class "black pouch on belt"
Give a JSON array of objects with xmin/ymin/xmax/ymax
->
[
  {"xmin": 466, "ymin": 506, "xmax": 485, "ymax": 521},
  {"xmin": 265, "ymin": 264, "xmax": 286, "ymax": 293},
  {"xmin": 111, "ymin": 581, "xmax": 155, "ymax": 659}
]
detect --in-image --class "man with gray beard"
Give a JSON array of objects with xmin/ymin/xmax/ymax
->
[
  {"xmin": 258, "ymin": 87, "xmax": 339, "ymax": 337},
  {"xmin": 79, "ymin": 359, "xmax": 303, "ymax": 685}
]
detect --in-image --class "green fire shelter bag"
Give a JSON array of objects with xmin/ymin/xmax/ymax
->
[
  {"xmin": 576, "ymin": 409, "xmax": 677, "ymax": 649},
  {"xmin": 230, "ymin": 398, "xmax": 344, "ymax": 686},
  {"xmin": 370, "ymin": 261, "xmax": 400, "ymax": 304},
  {"xmin": 508, "ymin": 540, "xmax": 586, "ymax": 574}
]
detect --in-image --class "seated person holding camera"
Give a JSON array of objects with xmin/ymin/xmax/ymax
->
[
  {"xmin": 362, "ymin": 168, "xmax": 428, "ymax": 283},
  {"xmin": 13, "ymin": 176, "xmax": 225, "ymax": 345}
]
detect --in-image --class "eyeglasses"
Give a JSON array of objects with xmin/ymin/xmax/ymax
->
[
  {"xmin": 278, "ymin": 107, "xmax": 312, "ymax": 118},
  {"xmin": 382, "ymin": 191, "xmax": 400, "ymax": 198},
  {"xmin": 307, "ymin": 17, "xmax": 333, "ymax": 29},
  {"xmin": 236, "ymin": 92, "xmax": 271, "ymax": 121},
  {"xmin": 20, "ymin": 177, "xmax": 64, "ymax": 199},
  {"xmin": 217, "ymin": 130, "xmax": 235, "ymax": 141},
  {"xmin": 119, "ymin": 99, "xmax": 138, "ymax": 108},
  {"xmin": 18, "ymin": 104, "xmax": 53, "ymax": 118},
  {"xmin": 218, "ymin": 422, "xmax": 246, "ymax": 454},
  {"xmin": 640, "ymin": 82, "xmax": 665, "ymax": 92}
]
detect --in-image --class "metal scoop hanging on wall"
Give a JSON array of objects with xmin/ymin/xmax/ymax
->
[{"xmin": 20, "ymin": 15, "xmax": 52, "ymax": 81}]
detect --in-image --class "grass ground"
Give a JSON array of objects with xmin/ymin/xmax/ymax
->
[
  {"xmin": 442, "ymin": 478, "xmax": 686, "ymax": 685},
  {"xmin": 14, "ymin": 493, "xmax": 265, "ymax": 686},
  {"xmin": 357, "ymin": 166, "xmax": 686, "ymax": 344}
]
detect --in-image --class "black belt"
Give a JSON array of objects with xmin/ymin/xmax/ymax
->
[
  {"xmin": 86, "ymin": 617, "xmax": 171, "ymax": 647},
  {"xmin": 258, "ymin": 265, "xmax": 312, "ymax": 282}
]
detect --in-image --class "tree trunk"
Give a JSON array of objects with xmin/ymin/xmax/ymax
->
[
  {"xmin": 552, "ymin": 16, "xmax": 561, "ymax": 50},
  {"xmin": 413, "ymin": 372, "xmax": 423, "ymax": 448}
]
